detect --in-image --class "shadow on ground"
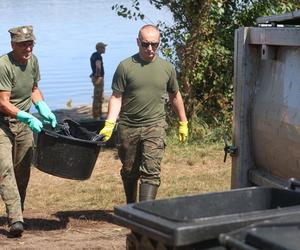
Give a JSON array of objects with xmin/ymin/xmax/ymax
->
[
  {"xmin": 53, "ymin": 209, "xmax": 114, "ymax": 224},
  {"xmin": 0, "ymin": 209, "xmax": 114, "ymax": 236}
]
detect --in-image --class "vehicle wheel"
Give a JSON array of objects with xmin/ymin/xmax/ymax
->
[
  {"xmin": 156, "ymin": 242, "xmax": 168, "ymax": 250},
  {"xmin": 126, "ymin": 233, "xmax": 139, "ymax": 250},
  {"xmin": 139, "ymin": 236, "xmax": 156, "ymax": 250}
]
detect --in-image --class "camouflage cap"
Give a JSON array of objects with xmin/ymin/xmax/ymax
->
[
  {"xmin": 96, "ymin": 42, "xmax": 107, "ymax": 50},
  {"xmin": 8, "ymin": 25, "xmax": 36, "ymax": 43}
]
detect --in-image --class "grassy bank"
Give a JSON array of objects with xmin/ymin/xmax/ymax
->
[{"xmin": 7, "ymin": 140, "xmax": 230, "ymax": 213}]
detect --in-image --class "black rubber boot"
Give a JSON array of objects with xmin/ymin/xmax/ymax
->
[
  {"xmin": 122, "ymin": 179, "xmax": 138, "ymax": 204},
  {"xmin": 139, "ymin": 183, "xmax": 158, "ymax": 202},
  {"xmin": 9, "ymin": 221, "xmax": 24, "ymax": 238}
]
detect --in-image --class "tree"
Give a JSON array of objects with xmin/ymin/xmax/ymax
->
[{"xmin": 113, "ymin": 0, "xmax": 300, "ymax": 141}]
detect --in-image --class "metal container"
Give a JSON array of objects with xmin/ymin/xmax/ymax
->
[{"xmin": 232, "ymin": 10, "xmax": 300, "ymax": 188}]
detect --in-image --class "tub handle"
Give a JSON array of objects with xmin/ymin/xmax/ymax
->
[{"xmin": 44, "ymin": 130, "xmax": 60, "ymax": 138}]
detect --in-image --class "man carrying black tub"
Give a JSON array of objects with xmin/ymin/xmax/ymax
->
[{"xmin": 0, "ymin": 25, "xmax": 57, "ymax": 237}]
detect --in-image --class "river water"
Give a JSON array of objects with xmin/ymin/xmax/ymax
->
[{"xmin": 0, "ymin": 0, "xmax": 172, "ymax": 110}]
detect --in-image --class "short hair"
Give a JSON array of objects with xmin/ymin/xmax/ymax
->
[{"xmin": 138, "ymin": 25, "xmax": 160, "ymax": 40}]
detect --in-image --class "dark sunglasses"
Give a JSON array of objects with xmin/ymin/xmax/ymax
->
[{"xmin": 140, "ymin": 41, "xmax": 160, "ymax": 49}]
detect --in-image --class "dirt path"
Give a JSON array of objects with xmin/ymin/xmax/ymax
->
[
  {"xmin": 0, "ymin": 149, "xmax": 128, "ymax": 250},
  {"xmin": 0, "ymin": 208, "xmax": 128, "ymax": 249}
]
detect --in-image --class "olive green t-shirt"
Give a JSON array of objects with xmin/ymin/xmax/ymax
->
[
  {"xmin": 112, "ymin": 53, "xmax": 179, "ymax": 127},
  {"xmin": 0, "ymin": 52, "xmax": 40, "ymax": 112}
]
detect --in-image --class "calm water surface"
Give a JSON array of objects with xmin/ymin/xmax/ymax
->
[{"xmin": 0, "ymin": 0, "xmax": 172, "ymax": 110}]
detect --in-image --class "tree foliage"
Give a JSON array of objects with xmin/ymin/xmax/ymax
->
[{"xmin": 112, "ymin": 0, "xmax": 300, "ymax": 140}]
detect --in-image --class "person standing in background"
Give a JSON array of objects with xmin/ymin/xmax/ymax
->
[
  {"xmin": 98, "ymin": 25, "xmax": 188, "ymax": 204},
  {"xmin": 0, "ymin": 25, "xmax": 57, "ymax": 237},
  {"xmin": 90, "ymin": 42, "xmax": 107, "ymax": 119}
]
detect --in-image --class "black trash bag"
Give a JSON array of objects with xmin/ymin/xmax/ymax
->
[
  {"xmin": 53, "ymin": 119, "xmax": 105, "ymax": 142},
  {"xmin": 55, "ymin": 122, "xmax": 71, "ymax": 136}
]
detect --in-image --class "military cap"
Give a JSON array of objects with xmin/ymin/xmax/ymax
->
[
  {"xmin": 8, "ymin": 25, "xmax": 36, "ymax": 43},
  {"xmin": 96, "ymin": 42, "xmax": 107, "ymax": 50}
]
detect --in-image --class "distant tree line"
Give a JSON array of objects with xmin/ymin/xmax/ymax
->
[{"xmin": 112, "ymin": 0, "xmax": 300, "ymax": 141}]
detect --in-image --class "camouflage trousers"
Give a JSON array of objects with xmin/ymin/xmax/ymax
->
[
  {"xmin": 117, "ymin": 121, "xmax": 167, "ymax": 186},
  {"xmin": 0, "ymin": 118, "xmax": 33, "ymax": 224},
  {"xmin": 92, "ymin": 76, "xmax": 104, "ymax": 119}
]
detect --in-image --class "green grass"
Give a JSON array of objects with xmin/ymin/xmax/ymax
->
[{"xmin": 0, "ymin": 139, "xmax": 231, "ymax": 214}]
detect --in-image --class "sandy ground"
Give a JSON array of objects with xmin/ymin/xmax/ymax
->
[
  {"xmin": 0, "ymin": 209, "xmax": 128, "ymax": 250},
  {"xmin": 51, "ymin": 104, "xmax": 105, "ymax": 122}
]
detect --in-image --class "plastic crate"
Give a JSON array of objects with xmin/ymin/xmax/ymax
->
[
  {"xmin": 219, "ymin": 213, "xmax": 300, "ymax": 250},
  {"xmin": 114, "ymin": 187, "xmax": 300, "ymax": 249}
]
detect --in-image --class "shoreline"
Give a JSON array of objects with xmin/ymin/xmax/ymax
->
[{"xmin": 50, "ymin": 100, "xmax": 108, "ymax": 123}]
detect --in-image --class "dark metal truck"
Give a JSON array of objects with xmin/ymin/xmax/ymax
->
[{"xmin": 113, "ymin": 10, "xmax": 300, "ymax": 250}]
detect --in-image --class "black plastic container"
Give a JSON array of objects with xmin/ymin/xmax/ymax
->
[
  {"xmin": 79, "ymin": 119, "xmax": 117, "ymax": 148},
  {"xmin": 35, "ymin": 120, "xmax": 103, "ymax": 180},
  {"xmin": 113, "ymin": 187, "xmax": 300, "ymax": 249},
  {"xmin": 219, "ymin": 213, "xmax": 300, "ymax": 250}
]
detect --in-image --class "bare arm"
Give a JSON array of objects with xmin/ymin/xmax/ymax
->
[
  {"xmin": 0, "ymin": 91, "xmax": 19, "ymax": 117},
  {"xmin": 169, "ymin": 90, "xmax": 187, "ymax": 122},
  {"xmin": 106, "ymin": 91, "xmax": 122, "ymax": 122},
  {"xmin": 0, "ymin": 84, "xmax": 44, "ymax": 118},
  {"xmin": 31, "ymin": 84, "xmax": 44, "ymax": 105}
]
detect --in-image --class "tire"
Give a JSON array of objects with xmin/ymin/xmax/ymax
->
[
  {"xmin": 126, "ymin": 232, "xmax": 169, "ymax": 250},
  {"xmin": 126, "ymin": 233, "xmax": 139, "ymax": 250}
]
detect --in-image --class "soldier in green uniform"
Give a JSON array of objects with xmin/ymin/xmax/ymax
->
[
  {"xmin": 99, "ymin": 25, "xmax": 188, "ymax": 203},
  {"xmin": 90, "ymin": 42, "xmax": 107, "ymax": 119},
  {"xmin": 0, "ymin": 25, "xmax": 57, "ymax": 237}
]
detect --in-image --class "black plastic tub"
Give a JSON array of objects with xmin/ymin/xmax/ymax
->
[
  {"xmin": 219, "ymin": 213, "xmax": 300, "ymax": 250},
  {"xmin": 35, "ymin": 120, "xmax": 103, "ymax": 180},
  {"xmin": 113, "ymin": 187, "xmax": 300, "ymax": 248},
  {"xmin": 79, "ymin": 119, "xmax": 117, "ymax": 148}
]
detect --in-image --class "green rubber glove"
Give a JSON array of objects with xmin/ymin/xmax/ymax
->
[
  {"xmin": 16, "ymin": 111, "xmax": 43, "ymax": 133},
  {"xmin": 99, "ymin": 120, "xmax": 116, "ymax": 142},
  {"xmin": 179, "ymin": 121, "xmax": 188, "ymax": 143},
  {"xmin": 35, "ymin": 100, "xmax": 57, "ymax": 128}
]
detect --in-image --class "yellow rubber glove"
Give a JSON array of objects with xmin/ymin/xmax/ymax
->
[
  {"xmin": 179, "ymin": 121, "xmax": 188, "ymax": 143},
  {"xmin": 99, "ymin": 120, "xmax": 116, "ymax": 142}
]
